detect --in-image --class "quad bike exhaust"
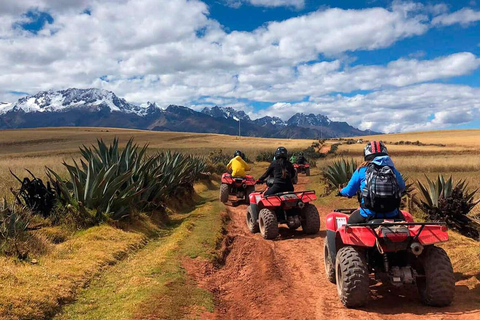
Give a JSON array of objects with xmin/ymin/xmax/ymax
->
[{"xmin": 410, "ymin": 242, "xmax": 424, "ymax": 256}]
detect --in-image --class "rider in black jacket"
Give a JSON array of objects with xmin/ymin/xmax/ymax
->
[{"xmin": 258, "ymin": 147, "xmax": 296, "ymax": 196}]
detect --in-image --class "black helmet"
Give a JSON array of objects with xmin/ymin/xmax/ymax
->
[
  {"xmin": 275, "ymin": 146, "xmax": 288, "ymax": 159},
  {"xmin": 240, "ymin": 152, "xmax": 246, "ymax": 160},
  {"xmin": 234, "ymin": 150, "xmax": 242, "ymax": 158},
  {"xmin": 364, "ymin": 141, "xmax": 388, "ymax": 161}
]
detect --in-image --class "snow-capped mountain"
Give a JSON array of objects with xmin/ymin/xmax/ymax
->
[
  {"xmin": 287, "ymin": 113, "xmax": 331, "ymax": 127},
  {"xmin": 0, "ymin": 88, "xmax": 378, "ymax": 138},
  {"xmin": 2, "ymin": 88, "xmax": 152, "ymax": 116},
  {"xmin": 0, "ymin": 102, "xmax": 12, "ymax": 114},
  {"xmin": 253, "ymin": 116, "xmax": 286, "ymax": 126},
  {"xmin": 202, "ymin": 106, "xmax": 251, "ymax": 122}
]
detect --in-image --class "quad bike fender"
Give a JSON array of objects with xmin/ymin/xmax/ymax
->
[
  {"xmin": 258, "ymin": 196, "xmax": 282, "ymax": 208},
  {"xmin": 221, "ymin": 173, "xmax": 233, "ymax": 184},
  {"xmin": 337, "ymin": 226, "xmax": 377, "ymax": 247},
  {"xmin": 409, "ymin": 225, "xmax": 449, "ymax": 245},
  {"xmin": 400, "ymin": 210, "xmax": 414, "ymax": 222},
  {"xmin": 326, "ymin": 212, "xmax": 349, "ymax": 231},
  {"xmin": 245, "ymin": 175, "xmax": 256, "ymax": 186},
  {"xmin": 300, "ymin": 192, "xmax": 316, "ymax": 202}
]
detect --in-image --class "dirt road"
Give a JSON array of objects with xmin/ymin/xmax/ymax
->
[{"xmin": 191, "ymin": 175, "xmax": 480, "ymax": 320}]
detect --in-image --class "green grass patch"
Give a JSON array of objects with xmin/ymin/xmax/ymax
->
[{"xmin": 55, "ymin": 186, "xmax": 225, "ymax": 320}]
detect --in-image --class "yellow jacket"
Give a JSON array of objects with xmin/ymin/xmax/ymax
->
[{"xmin": 227, "ymin": 156, "xmax": 250, "ymax": 177}]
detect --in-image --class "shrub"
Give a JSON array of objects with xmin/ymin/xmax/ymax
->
[
  {"xmin": 48, "ymin": 138, "xmax": 207, "ymax": 222},
  {"xmin": 10, "ymin": 170, "xmax": 56, "ymax": 218},
  {"xmin": 256, "ymin": 151, "xmax": 275, "ymax": 162},
  {"xmin": 0, "ymin": 199, "xmax": 32, "ymax": 258},
  {"xmin": 415, "ymin": 175, "xmax": 480, "ymax": 240},
  {"xmin": 322, "ymin": 158, "xmax": 358, "ymax": 192}
]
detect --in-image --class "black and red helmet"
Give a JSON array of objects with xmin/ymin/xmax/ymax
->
[{"xmin": 364, "ymin": 141, "xmax": 388, "ymax": 161}]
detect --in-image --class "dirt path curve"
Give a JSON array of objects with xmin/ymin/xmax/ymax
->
[{"xmin": 193, "ymin": 174, "xmax": 480, "ymax": 320}]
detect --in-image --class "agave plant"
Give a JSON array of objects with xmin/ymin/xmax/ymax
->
[
  {"xmin": 322, "ymin": 158, "xmax": 358, "ymax": 191},
  {"xmin": 0, "ymin": 199, "xmax": 31, "ymax": 258},
  {"xmin": 10, "ymin": 169, "xmax": 56, "ymax": 218},
  {"xmin": 415, "ymin": 175, "xmax": 480, "ymax": 240},
  {"xmin": 47, "ymin": 138, "xmax": 207, "ymax": 222}
]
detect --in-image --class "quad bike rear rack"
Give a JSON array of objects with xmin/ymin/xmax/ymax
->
[
  {"xmin": 264, "ymin": 190, "xmax": 316, "ymax": 198},
  {"xmin": 345, "ymin": 221, "xmax": 447, "ymax": 244}
]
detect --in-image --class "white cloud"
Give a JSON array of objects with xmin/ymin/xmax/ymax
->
[
  {"xmin": 255, "ymin": 84, "xmax": 480, "ymax": 133},
  {"xmin": 0, "ymin": 1, "xmax": 480, "ymax": 132},
  {"xmin": 432, "ymin": 8, "xmax": 480, "ymax": 27}
]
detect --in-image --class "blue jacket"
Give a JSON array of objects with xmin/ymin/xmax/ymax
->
[{"xmin": 340, "ymin": 156, "xmax": 405, "ymax": 218}]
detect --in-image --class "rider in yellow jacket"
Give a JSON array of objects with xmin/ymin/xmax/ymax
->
[{"xmin": 227, "ymin": 150, "xmax": 250, "ymax": 177}]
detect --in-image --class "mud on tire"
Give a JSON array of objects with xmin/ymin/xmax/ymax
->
[
  {"xmin": 417, "ymin": 246, "xmax": 455, "ymax": 307},
  {"xmin": 259, "ymin": 208, "xmax": 278, "ymax": 239},
  {"xmin": 246, "ymin": 206, "xmax": 259, "ymax": 233},
  {"xmin": 324, "ymin": 241, "xmax": 336, "ymax": 283},
  {"xmin": 220, "ymin": 183, "xmax": 229, "ymax": 203},
  {"xmin": 335, "ymin": 246, "xmax": 369, "ymax": 308},
  {"xmin": 301, "ymin": 203, "xmax": 320, "ymax": 234}
]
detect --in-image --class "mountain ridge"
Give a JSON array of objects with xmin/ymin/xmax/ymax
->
[{"xmin": 0, "ymin": 88, "xmax": 379, "ymax": 138}]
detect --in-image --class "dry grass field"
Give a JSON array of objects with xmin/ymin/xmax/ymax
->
[
  {"xmin": 0, "ymin": 127, "xmax": 314, "ymax": 200},
  {"xmin": 0, "ymin": 127, "xmax": 479, "ymax": 319}
]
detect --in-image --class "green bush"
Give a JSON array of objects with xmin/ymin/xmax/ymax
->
[
  {"xmin": 48, "ymin": 138, "xmax": 207, "ymax": 222},
  {"xmin": 322, "ymin": 158, "xmax": 358, "ymax": 192}
]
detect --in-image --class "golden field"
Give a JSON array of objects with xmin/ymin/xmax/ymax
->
[
  {"xmin": 0, "ymin": 127, "xmax": 479, "ymax": 319},
  {"xmin": 0, "ymin": 127, "xmax": 314, "ymax": 199}
]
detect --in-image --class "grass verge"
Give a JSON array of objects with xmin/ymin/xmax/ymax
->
[{"xmin": 55, "ymin": 182, "xmax": 225, "ymax": 320}]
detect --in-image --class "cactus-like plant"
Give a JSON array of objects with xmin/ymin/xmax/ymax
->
[
  {"xmin": 47, "ymin": 138, "xmax": 207, "ymax": 221},
  {"xmin": 322, "ymin": 158, "xmax": 358, "ymax": 191},
  {"xmin": 415, "ymin": 175, "xmax": 480, "ymax": 240}
]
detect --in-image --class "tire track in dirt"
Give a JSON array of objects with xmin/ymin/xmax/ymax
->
[{"xmin": 192, "ymin": 174, "xmax": 480, "ymax": 320}]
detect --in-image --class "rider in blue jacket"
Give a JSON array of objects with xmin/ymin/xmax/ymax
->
[{"xmin": 338, "ymin": 141, "xmax": 405, "ymax": 223}]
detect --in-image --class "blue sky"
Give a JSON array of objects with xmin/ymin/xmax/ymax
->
[{"xmin": 1, "ymin": 0, "xmax": 480, "ymax": 132}]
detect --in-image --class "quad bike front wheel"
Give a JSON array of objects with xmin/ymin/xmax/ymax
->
[
  {"xmin": 417, "ymin": 246, "xmax": 455, "ymax": 307},
  {"xmin": 301, "ymin": 203, "xmax": 320, "ymax": 234},
  {"xmin": 324, "ymin": 241, "xmax": 336, "ymax": 283},
  {"xmin": 335, "ymin": 246, "xmax": 369, "ymax": 308},
  {"xmin": 259, "ymin": 208, "xmax": 278, "ymax": 239},
  {"xmin": 220, "ymin": 183, "xmax": 229, "ymax": 204},
  {"xmin": 246, "ymin": 206, "xmax": 259, "ymax": 233}
]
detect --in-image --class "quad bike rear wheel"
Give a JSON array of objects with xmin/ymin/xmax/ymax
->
[
  {"xmin": 246, "ymin": 206, "xmax": 259, "ymax": 233},
  {"xmin": 335, "ymin": 246, "xmax": 369, "ymax": 308},
  {"xmin": 259, "ymin": 208, "xmax": 278, "ymax": 239},
  {"xmin": 301, "ymin": 203, "xmax": 320, "ymax": 234},
  {"xmin": 324, "ymin": 241, "xmax": 336, "ymax": 283},
  {"xmin": 417, "ymin": 246, "xmax": 455, "ymax": 307},
  {"xmin": 306, "ymin": 168, "xmax": 311, "ymax": 176},
  {"xmin": 220, "ymin": 183, "xmax": 229, "ymax": 204}
]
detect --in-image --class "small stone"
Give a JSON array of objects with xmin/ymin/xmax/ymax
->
[{"xmin": 31, "ymin": 259, "xmax": 38, "ymax": 265}]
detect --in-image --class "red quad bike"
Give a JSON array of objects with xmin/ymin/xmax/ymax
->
[
  {"xmin": 324, "ymin": 209, "xmax": 455, "ymax": 308},
  {"xmin": 219, "ymin": 173, "xmax": 256, "ymax": 204},
  {"xmin": 292, "ymin": 163, "xmax": 310, "ymax": 185},
  {"xmin": 246, "ymin": 181, "xmax": 320, "ymax": 239}
]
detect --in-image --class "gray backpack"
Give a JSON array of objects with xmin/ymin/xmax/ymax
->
[{"xmin": 361, "ymin": 163, "xmax": 401, "ymax": 213}]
